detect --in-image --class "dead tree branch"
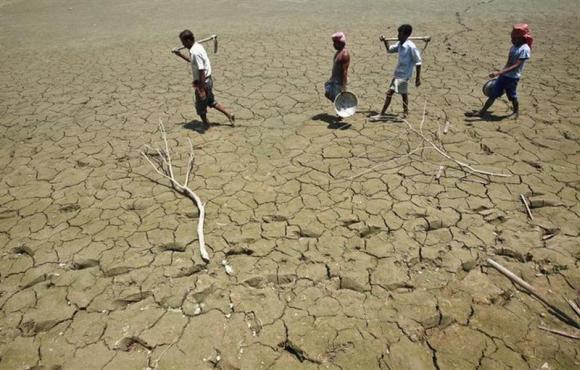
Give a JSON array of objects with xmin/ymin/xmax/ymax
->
[
  {"xmin": 142, "ymin": 121, "xmax": 210, "ymax": 263},
  {"xmin": 403, "ymin": 103, "xmax": 510, "ymax": 178}
]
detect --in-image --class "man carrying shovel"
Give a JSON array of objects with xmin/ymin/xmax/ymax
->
[
  {"xmin": 371, "ymin": 24, "xmax": 422, "ymax": 120},
  {"xmin": 173, "ymin": 30, "xmax": 234, "ymax": 129}
]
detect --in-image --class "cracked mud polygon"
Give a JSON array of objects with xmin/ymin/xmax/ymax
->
[{"xmin": 0, "ymin": 0, "xmax": 579, "ymax": 369}]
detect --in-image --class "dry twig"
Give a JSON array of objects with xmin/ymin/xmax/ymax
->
[
  {"xmin": 538, "ymin": 326, "xmax": 580, "ymax": 340},
  {"xmin": 142, "ymin": 121, "xmax": 210, "ymax": 263},
  {"xmin": 348, "ymin": 146, "xmax": 430, "ymax": 180},
  {"xmin": 487, "ymin": 259, "xmax": 579, "ymax": 329},
  {"xmin": 403, "ymin": 103, "xmax": 510, "ymax": 178},
  {"xmin": 567, "ymin": 298, "xmax": 580, "ymax": 318},
  {"xmin": 520, "ymin": 193, "xmax": 534, "ymax": 220}
]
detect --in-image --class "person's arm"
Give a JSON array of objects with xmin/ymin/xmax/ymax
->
[
  {"xmin": 341, "ymin": 52, "xmax": 350, "ymax": 91},
  {"xmin": 196, "ymin": 69, "xmax": 207, "ymax": 98},
  {"xmin": 490, "ymin": 59, "xmax": 523, "ymax": 78},
  {"xmin": 492, "ymin": 47, "xmax": 529, "ymax": 77},
  {"xmin": 191, "ymin": 50, "xmax": 207, "ymax": 97},
  {"xmin": 412, "ymin": 45, "xmax": 422, "ymax": 87},
  {"xmin": 415, "ymin": 65, "xmax": 422, "ymax": 87},
  {"xmin": 198, "ymin": 69, "xmax": 206, "ymax": 89},
  {"xmin": 172, "ymin": 49, "xmax": 191, "ymax": 63},
  {"xmin": 379, "ymin": 35, "xmax": 398, "ymax": 53}
]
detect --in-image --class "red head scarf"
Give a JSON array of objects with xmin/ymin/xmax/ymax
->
[
  {"xmin": 512, "ymin": 24, "xmax": 533, "ymax": 48},
  {"xmin": 332, "ymin": 32, "xmax": 346, "ymax": 44}
]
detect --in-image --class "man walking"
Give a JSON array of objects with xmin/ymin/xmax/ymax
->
[
  {"xmin": 174, "ymin": 30, "xmax": 234, "ymax": 128},
  {"xmin": 324, "ymin": 32, "xmax": 350, "ymax": 104}
]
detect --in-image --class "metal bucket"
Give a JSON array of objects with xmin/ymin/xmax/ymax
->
[
  {"xmin": 482, "ymin": 78, "xmax": 498, "ymax": 97},
  {"xmin": 334, "ymin": 91, "xmax": 358, "ymax": 118}
]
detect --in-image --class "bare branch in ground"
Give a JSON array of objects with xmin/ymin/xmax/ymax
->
[
  {"xmin": 403, "ymin": 103, "xmax": 511, "ymax": 178},
  {"xmin": 142, "ymin": 121, "xmax": 210, "ymax": 263}
]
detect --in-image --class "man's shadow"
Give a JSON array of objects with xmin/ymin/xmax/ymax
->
[
  {"xmin": 311, "ymin": 113, "xmax": 351, "ymax": 130},
  {"xmin": 464, "ymin": 111, "xmax": 515, "ymax": 123},
  {"xmin": 183, "ymin": 120, "xmax": 233, "ymax": 133},
  {"xmin": 183, "ymin": 120, "xmax": 207, "ymax": 133}
]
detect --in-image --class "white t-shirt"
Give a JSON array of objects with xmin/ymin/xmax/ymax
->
[
  {"xmin": 504, "ymin": 44, "xmax": 531, "ymax": 79},
  {"xmin": 388, "ymin": 40, "xmax": 422, "ymax": 81},
  {"xmin": 189, "ymin": 42, "xmax": 212, "ymax": 81}
]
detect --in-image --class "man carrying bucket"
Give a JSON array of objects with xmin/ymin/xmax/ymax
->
[
  {"xmin": 325, "ymin": 32, "xmax": 350, "ymax": 105},
  {"xmin": 465, "ymin": 24, "xmax": 533, "ymax": 119}
]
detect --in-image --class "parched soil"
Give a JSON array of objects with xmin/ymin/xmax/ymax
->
[{"xmin": 0, "ymin": 0, "xmax": 579, "ymax": 369}]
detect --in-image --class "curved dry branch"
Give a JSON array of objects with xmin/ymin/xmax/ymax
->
[
  {"xmin": 403, "ymin": 103, "xmax": 511, "ymax": 178},
  {"xmin": 142, "ymin": 121, "xmax": 210, "ymax": 263}
]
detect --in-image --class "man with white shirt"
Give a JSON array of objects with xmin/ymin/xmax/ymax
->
[
  {"xmin": 174, "ymin": 30, "xmax": 234, "ymax": 128},
  {"xmin": 371, "ymin": 24, "xmax": 422, "ymax": 120}
]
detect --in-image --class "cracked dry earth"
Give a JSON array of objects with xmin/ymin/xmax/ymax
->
[{"xmin": 0, "ymin": 0, "xmax": 579, "ymax": 369}]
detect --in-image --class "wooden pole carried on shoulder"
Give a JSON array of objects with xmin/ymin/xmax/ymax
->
[
  {"xmin": 380, "ymin": 36, "xmax": 432, "ymax": 42},
  {"xmin": 172, "ymin": 34, "xmax": 219, "ymax": 55}
]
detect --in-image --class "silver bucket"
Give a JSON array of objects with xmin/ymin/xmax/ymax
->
[{"xmin": 334, "ymin": 91, "xmax": 358, "ymax": 118}]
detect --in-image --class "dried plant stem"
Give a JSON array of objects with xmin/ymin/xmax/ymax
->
[
  {"xmin": 538, "ymin": 326, "xmax": 580, "ymax": 340},
  {"xmin": 403, "ymin": 103, "xmax": 510, "ymax": 178},
  {"xmin": 567, "ymin": 299, "xmax": 580, "ymax": 318},
  {"xmin": 520, "ymin": 194, "xmax": 534, "ymax": 220},
  {"xmin": 142, "ymin": 121, "xmax": 210, "ymax": 263},
  {"xmin": 487, "ymin": 259, "xmax": 579, "ymax": 329}
]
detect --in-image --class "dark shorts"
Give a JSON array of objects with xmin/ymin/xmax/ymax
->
[
  {"xmin": 324, "ymin": 80, "xmax": 342, "ymax": 102},
  {"xmin": 491, "ymin": 75, "xmax": 519, "ymax": 99},
  {"xmin": 194, "ymin": 76, "xmax": 217, "ymax": 116}
]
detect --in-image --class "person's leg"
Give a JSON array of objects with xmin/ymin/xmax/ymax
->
[
  {"xmin": 402, "ymin": 94, "xmax": 409, "ymax": 116},
  {"xmin": 206, "ymin": 78, "xmax": 235, "ymax": 125},
  {"xmin": 212, "ymin": 103, "xmax": 235, "ymax": 124},
  {"xmin": 371, "ymin": 79, "xmax": 397, "ymax": 121},
  {"xmin": 511, "ymin": 98, "xmax": 519, "ymax": 118},
  {"xmin": 479, "ymin": 97, "xmax": 495, "ymax": 115},
  {"xmin": 195, "ymin": 93, "xmax": 210, "ymax": 127},
  {"xmin": 505, "ymin": 77, "xmax": 519, "ymax": 118},
  {"xmin": 465, "ymin": 97, "xmax": 495, "ymax": 117},
  {"xmin": 466, "ymin": 76, "xmax": 505, "ymax": 117},
  {"xmin": 199, "ymin": 113, "xmax": 209, "ymax": 126},
  {"xmin": 379, "ymin": 90, "xmax": 395, "ymax": 115}
]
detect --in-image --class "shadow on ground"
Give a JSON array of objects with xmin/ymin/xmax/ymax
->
[
  {"xmin": 464, "ymin": 110, "xmax": 516, "ymax": 123},
  {"xmin": 312, "ymin": 113, "xmax": 352, "ymax": 130}
]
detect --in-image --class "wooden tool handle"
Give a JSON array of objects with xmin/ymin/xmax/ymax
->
[
  {"xmin": 381, "ymin": 36, "xmax": 432, "ymax": 42},
  {"xmin": 172, "ymin": 34, "xmax": 218, "ymax": 54}
]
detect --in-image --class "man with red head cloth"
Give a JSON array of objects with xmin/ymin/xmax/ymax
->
[
  {"xmin": 466, "ymin": 24, "xmax": 533, "ymax": 118},
  {"xmin": 325, "ymin": 32, "xmax": 350, "ymax": 104}
]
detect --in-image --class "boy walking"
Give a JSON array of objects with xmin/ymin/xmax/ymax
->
[
  {"xmin": 371, "ymin": 24, "xmax": 422, "ymax": 120},
  {"xmin": 465, "ymin": 24, "xmax": 533, "ymax": 118}
]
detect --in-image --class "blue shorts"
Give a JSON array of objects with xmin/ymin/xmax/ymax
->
[
  {"xmin": 324, "ymin": 81, "xmax": 342, "ymax": 102},
  {"xmin": 491, "ymin": 75, "xmax": 519, "ymax": 99}
]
